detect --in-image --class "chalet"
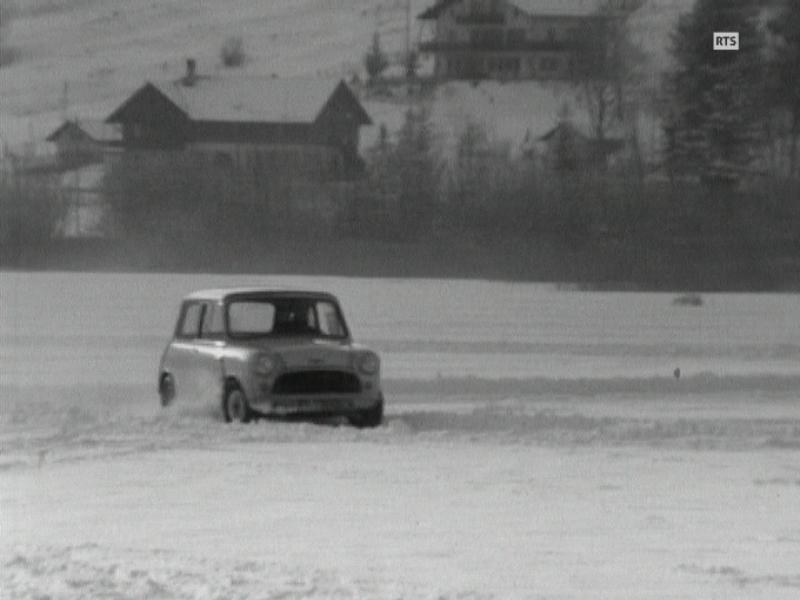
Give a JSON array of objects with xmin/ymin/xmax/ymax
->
[
  {"xmin": 105, "ymin": 62, "xmax": 372, "ymax": 188},
  {"xmin": 46, "ymin": 119, "xmax": 122, "ymax": 167},
  {"xmin": 538, "ymin": 120, "xmax": 625, "ymax": 171},
  {"xmin": 417, "ymin": 0, "xmax": 642, "ymax": 80}
]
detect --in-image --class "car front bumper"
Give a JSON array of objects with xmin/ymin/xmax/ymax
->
[{"xmin": 250, "ymin": 391, "xmax": 382, "ymax": 418}]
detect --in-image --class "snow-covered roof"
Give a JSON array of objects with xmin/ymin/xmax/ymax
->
[
  {"xmin": 185, "ymin": 288, "xmax": 338, "ymax": 302},
  {"xmin": 419, "ymin": 0, "xmax": 641, "ymax": 19},
  {"xmin": 46, "ymin": 120, "xmax": 122, "ymax": 144},
  {"xmin": 537, "ymin": 120, "xmax": 625, "ymax": 157},
  {"xmin": 78, "ymin": 120, "xmax": 123, "ymax": 143},
  {"xmin": 146, "ymin": 76, "xmax": 367, "ymax": 124},
  {"xmin": 510, "ymin": 0, "xmax": 637, "ymax": 17}
]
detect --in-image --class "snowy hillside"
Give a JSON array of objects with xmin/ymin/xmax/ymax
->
[
  {"xmin": 0, "ymin": 0, "xmax": 427, "ymax": 146},
  {"xmin": 0, "ymin": 0, "xmax": 695, "ymax": 150}
]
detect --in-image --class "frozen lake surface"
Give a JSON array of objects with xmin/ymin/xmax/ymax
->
[{"xmin": 1, "ymin": 272, "xmax": 799, "ymax": 598}]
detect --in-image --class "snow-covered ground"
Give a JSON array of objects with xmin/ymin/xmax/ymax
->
[{"xmin": 2, "ymin": 272, "xmax": 800, "ymax": 598}]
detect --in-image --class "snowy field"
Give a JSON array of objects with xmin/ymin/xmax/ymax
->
[{"xmin": 2, "ymin": 272, "xmax": 800, "ymax": 598}]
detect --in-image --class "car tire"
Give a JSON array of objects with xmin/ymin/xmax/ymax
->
[
  {"xmin": 349, "ymin": 395, "xmax": 383, "ymax": 428},
  {"xmin": 224, "ymin": 384, "xmax": 252, "ymax": 424},
  {"xmin": 159, "ymin": 373, "xmax": 175, "ymax": 407}
]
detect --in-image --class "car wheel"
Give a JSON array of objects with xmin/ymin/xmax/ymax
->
[
  {"xmin": 224, "ymin": 385, "xmax": 252, "ymax": 424},
  {"xmin": 159, "ymin": 373, "xmax": 175, "ymax": 407},
  {"xmin": 349, "ymin": 396, "xmax": 383, "ymax": 428}
]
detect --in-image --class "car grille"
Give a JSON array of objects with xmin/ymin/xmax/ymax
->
[{"xmin": 271, "ymin": 370, "xmax": 362, "ymax": 395}]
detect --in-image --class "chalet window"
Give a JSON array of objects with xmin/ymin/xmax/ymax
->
[
  {"xmin": 505, "ymin": 58, "xmax": 520, "ymax": 75},
  {"xmin": 214, "ymin": 152, "xmax": 233, "ymax": 171},
  {"xmin": 259, "ymin": 150, "xmax": 269, "ymax": 179},
  {"xmin": 540, "ymin": 56, "xmax": 559, "ymax": 72},
  {"xmin": 470, "ymin": 27, "xmax": 502, "ymax": 47},
  {"xmin": 251, "ymin": 151, "xmax": 261, "ymax": 182},
  {"xmin": 507, "ymin": 29, "xmax": 524, "ymax": 47}
]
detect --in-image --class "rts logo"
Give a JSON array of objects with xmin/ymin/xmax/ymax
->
[{"xmin": 713, "ymin": 32, "xmax": 739, "ymax": 51}]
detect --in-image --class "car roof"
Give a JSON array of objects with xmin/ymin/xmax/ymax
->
[{"xmin": 184, "ymin": 287, "xmax": 339, "ymax": 302}]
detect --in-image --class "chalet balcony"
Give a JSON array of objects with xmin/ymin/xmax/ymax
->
[
  {"xmin": 419, "ymin": 40, "xmax": 573, "ymax": 53},
  {"xmin": 454, "ymin": 12, "xmax": 505, "ymax": 25}
]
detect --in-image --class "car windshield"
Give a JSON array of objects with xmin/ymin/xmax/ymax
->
[{"xmin": 226, "ymin": 297, "xmax": 347, "ymax": 339}]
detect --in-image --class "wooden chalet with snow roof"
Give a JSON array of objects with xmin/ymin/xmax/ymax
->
[
  {"xmin": 418, "ymin": 0, "xmax": 642, "ymax": 80},
  {"xmin": 538, "ymin": 120, "xmax": 625, "ymax": 171},
  {"xmin": 46, "ymin": 119, "xmax": 122, "ymax": 168},
  {"xmin": 105, "ymin": 61, "xmax": 372, "ymax": 185}
]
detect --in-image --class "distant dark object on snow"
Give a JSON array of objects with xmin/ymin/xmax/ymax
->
[
  {"xmin": 672, "ymin": 293, "xmax": 703, "ymax": 307},
  {"xmin": 220, "ymin": 37, "xmax": 245, "ymax": 68},
  {"xmin": 673, "ymin": 367, "xmax": 681, "ymax": 380}
]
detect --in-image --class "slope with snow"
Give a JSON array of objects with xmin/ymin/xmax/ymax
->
[{"xmin": 0, "ymin": 0, "xmax": 695, "ymax": 152}]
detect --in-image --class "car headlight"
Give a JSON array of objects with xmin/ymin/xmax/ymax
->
[
  {"xmin": 255, "ymin": 354, "xmax": 276, "ymax": 376},
  {"xmin": 357, "ymin": 352, "xmax": 380, "ymax": 375}
]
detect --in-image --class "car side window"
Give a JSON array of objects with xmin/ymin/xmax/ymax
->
[
  {"xmin": 316, "ymin": 301, "xmax": 345, "ymax": 337},
  {"xmin": 201, "ymin": 302, "xmax": 225, "ymax": 338},
  {"xmin": 178, "ymin": 302, "xmax": 204, "ymax": 339}
]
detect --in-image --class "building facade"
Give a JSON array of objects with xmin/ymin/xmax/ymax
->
[
  {"xmin": 105, "ymin": 65, "xmax": 372, "ymax": 193},
  {"xmin": 418, "ymin": 0, "xmax": 641, "ymax": 80}
]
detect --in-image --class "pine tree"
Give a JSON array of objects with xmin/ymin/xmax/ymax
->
[
  {"xmin": 364, "ymin": 32, "xmax": 389, "ymax": 83},
  {"xmin": 392, "ymin": 105, "xmax": 441, "ymax": 236},
  {"xmin": 665, "ymin": 0, "xmax": 766, "ymax": 188},
  {"xmin": 0, "ymin": 1, "xmax": 16, "ymax": 66},
  {"xmin": 355, "ymin": 110, "xmax": 441, "ymax": 239},
  {"xmin": 767, "ymin": 0, "xmax": 800, "ymax": 177}
]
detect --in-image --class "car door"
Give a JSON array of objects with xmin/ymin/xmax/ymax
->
[
  {"xmin": 194, "ymin": 301, "xmax": 227, "ymax": 412},
  {"xmin": 169, "ymin": 301, "xmax": 205, "ymax": 403}
]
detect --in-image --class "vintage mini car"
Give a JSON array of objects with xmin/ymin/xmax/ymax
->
[{"xmin": 158, "ymin": 288, "xmax": 384, "ymax": 427}]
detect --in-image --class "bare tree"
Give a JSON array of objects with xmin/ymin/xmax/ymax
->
[
  {"xmin": 571, "ymin": 4, "xmax": 645, "ymax": 141},
  {"xmin": 221, "ymin": 36, "xmax": 246, "ymax": 68}
]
